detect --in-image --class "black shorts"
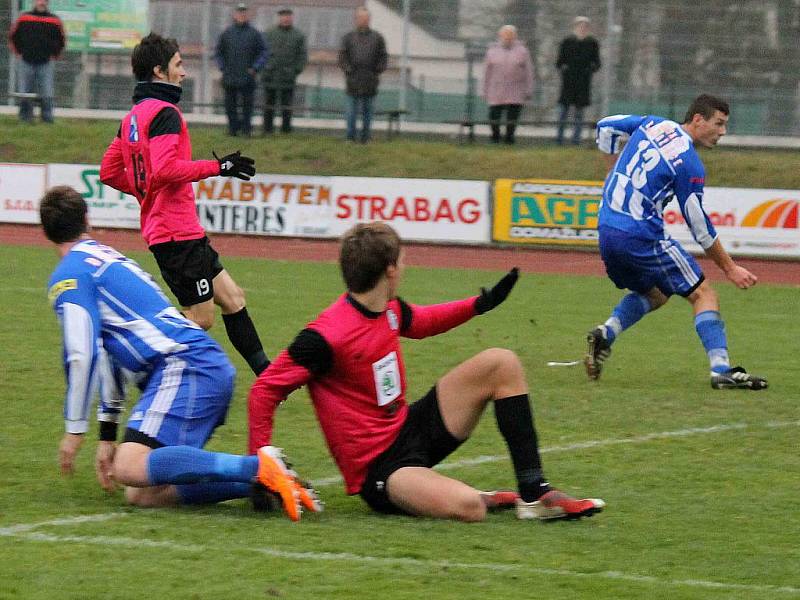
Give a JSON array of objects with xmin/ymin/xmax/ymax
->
[
  {"xmin": 359, "ymin": 386, "xmax": 464, "ymax": 514},
  {"xmin": 149, "ymin": 236, "xmax": 224, "ymax": 307}
]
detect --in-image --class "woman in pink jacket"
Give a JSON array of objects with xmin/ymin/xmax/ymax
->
[{"xmin": 482, "ymin": 25, "xmax": 534, "ymax": 144}]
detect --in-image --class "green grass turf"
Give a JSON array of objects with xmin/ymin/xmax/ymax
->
[
  {"xmin": 2, "ymin": 115, "xmax": 800, "ymax": 189},
  {"xmin": 0, "ymin": 244, "xmax": 797, "ymax": 599}
]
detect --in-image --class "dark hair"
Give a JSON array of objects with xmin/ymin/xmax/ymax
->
[
  {"xmin": 39, "ymin": 186, "xmax": 88, "ymax": 244},
  {"xmin": 683, "ymin": 94, "xmax": 729, "ymax": 123},
  {"xmin": 131, "ymin": 32, "xmax": 179, "ymax": 81},
  {"xmin": 339, "ymin": 222, "xmax": 401, "ymax": 293}
]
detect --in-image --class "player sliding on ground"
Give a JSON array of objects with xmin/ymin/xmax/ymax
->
[
  {"xmin": 249, "ymin": 222, "xmax": 604, "ymax": 521},
  {"xmin": 585, "ymin": 94, "xmax": 768, "ymax": 390},
  {"xmin": 41, "ymin": 186, "xmax": 319, "ymax": 521},
  {"xmin": 100, "ymin": 32, "xmax": 269, "ymax": 375}
]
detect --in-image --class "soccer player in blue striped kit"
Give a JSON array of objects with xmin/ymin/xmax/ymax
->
[
  {"xmin": 41, "ymin": 186, "xmax": 319, "ymax": 520},
  {"xmin": 585, "ymin": 94, "xmax": 767, "ymax": 390}
]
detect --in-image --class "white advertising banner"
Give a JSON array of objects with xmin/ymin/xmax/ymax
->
[
  {"xmin": 193, "ymin": 174, "xmax": 335, "ymax": 237},
  {"xmin": 331, "ymin": 177, "xmax": 491, "ymax": 243},
  {"xmin": 48, "ymin": 164, "xmax": 140, "ymax": 229},
  {"xmin": 665, "ymin": 187, "xmax": 800, "ymax": 257},
  {"xmin": 0, "ymin": 163, "xmax": 47, "ymax": 224}
]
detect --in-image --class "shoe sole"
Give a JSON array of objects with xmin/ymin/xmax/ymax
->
[
  {"xmin": 711, "ymin": 381, "xmax": 768, "ymax": 390},
  {"xmin": 584, "ymin": 332, "xmax": 602, "ymax": 381}
]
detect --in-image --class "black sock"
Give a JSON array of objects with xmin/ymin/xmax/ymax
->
[
  {"xmin": 494, "ymin": 394, "xmax": 551, "ymax": 502},
  {"xmin": 222, "ymin": 308, "xmax": 270, "ymax": 375}
]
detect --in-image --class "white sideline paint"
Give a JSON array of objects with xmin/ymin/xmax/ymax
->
[
  {"xmin": 311, "ymin": 419, "xmax": 800, "ymax": 488},
  {"xmin": 0, "ymin": 512, "xmax": 127, "ymax": 536},
  {"xmin": 4, "ymin": 528, "xmax": 799, "ymax": 595}
]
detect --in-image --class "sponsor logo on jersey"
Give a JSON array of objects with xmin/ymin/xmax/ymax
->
[
  {"xmin": 741, "ymin": 200, "xmax": 798, "ymax": 228},
  {"xmin": 129, "ymin": 115, "xmax": 139, "ymax": 142},
  {"xmin": 386, "ymin": 308, "xmax": 399, "ymax": 330},
  {"xmin": 48, "ymin": 278, "xmax": 77, "ymax": 304}
]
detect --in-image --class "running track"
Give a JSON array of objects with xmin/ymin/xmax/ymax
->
[{"xmin": 2, "ymin": 223, "xmax": 799, "ymax": 285}]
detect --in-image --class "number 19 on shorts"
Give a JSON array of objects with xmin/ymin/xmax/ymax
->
[{"xmin": 196, "ymin": 278, "xmax": 210, "ymax": 297}]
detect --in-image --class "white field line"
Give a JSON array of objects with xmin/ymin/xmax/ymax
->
[
  {"xmin": 311, "ymin": 419, "xmax": 800, "ymax": 488},
  {"xmin": 3, "ymin": 528, "xmax": 799, "ymax": 595}
]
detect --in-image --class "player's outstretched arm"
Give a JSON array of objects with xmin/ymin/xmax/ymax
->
[
  {"xmin": 705, "ymin": 239, "xmax": 758, "ymax": 289},
  {"xmin": 401, "ymin": 268, "xmax": 520, "ymax": 339},
  {"xmin": 99, "ymin": 134, "xmax": 135, "ymax": 195}
]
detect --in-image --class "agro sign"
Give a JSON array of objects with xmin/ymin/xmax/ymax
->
[{"xmin": 493, "ymin": 179, "xmax": 602, "ymax": 245}]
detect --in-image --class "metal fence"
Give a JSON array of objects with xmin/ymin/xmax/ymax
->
[{"xmin": 3, "ymin": 0, "xmax": 800, "ymax": 136}]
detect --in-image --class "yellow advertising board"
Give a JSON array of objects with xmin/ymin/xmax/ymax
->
[{"xmin": 492, "ymin": 178, "xmax": 604, "ymax": 246}]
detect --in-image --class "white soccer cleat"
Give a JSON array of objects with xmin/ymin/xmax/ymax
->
[{"xmin": 516, "ymin": 490, "xmax": 605, "ymax": 521}]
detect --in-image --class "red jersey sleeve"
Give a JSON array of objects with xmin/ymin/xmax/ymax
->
[
  {"xmin": 99, "ymin": 134, "xmax": 133, "ymax": 195},
  {"xmin": 248, "ymin": 328, "xmax": 334, "ymax": 453},
  {"xmin": 149, "ymin": 134, "xmax": 220, "ymax": 187},
  {"xmin": 397, "ymin": 296, "xmax": 478, "ymax": 339},
  {"xmin": 248, "ymin": 349, "xmax": 313, "ymax": 453},
  {"xmin": 147, "ymin": 107, "xmax": 220, "ymax": 188}
]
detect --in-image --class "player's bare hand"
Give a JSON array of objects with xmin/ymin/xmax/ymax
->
[
  {"xmin": 725, "ymin": 264, "xmax": 758, "ymax": 289},
  {"xmin": 59, "ymin": 433, "xmax": 84, "ymax": 476},
  {"xmin": 95, "ymin": 441, "xmax": 117, "ymax": 493}
]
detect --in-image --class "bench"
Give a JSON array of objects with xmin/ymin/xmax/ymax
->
[
  {"xmin": 445, "ymin": 118, "xmax": 597, "ymax": 143},
  {"xmin": 189, "ymin": 102, "xmax": 407, "ymax": 139}
]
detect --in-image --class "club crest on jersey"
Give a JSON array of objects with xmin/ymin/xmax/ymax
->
[
  {"xmin": 129, "ymin": 115, "xmax": 140, "ymax": 142},
  {"xmin": 386, "ymin": 308, "xmax": 399, "ymax": 330}
]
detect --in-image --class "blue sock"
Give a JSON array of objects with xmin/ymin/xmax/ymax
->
[
  {"xmin": 603, "ymin": 293, "xmax": 652, "ymax": 345},
  {"xmin": 694, "ymin": 311, "xmax": 730, "ymax": 374},
  {"xmin": 146, "ymin": 446, "xmax": 259, "ymax": 486},
  {"xmin": 176, "ymin": 482, "xmax": 251, "ymax": 505}
]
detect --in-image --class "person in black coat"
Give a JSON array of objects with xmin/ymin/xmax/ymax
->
[
  {"xmin": 215, "ymin": 3, "xmax": 268, "ymax": 137},
  {"xmin": 555, "ymin": 16, "xmax": 601, "ymax": 145},
  {"xmin": 9, "ymin": 0, "xmax": 65, "ymax": 123},
  {"xmin": 338, "ymin": 7, "xmax": 387, "ymax": 143}
]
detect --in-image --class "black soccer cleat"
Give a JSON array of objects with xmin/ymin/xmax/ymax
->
[
  {"xmin": 250, "ymin": 480, "xmax": 284, "ymax": 513},
  {"xmin": 710, "ymin": 366, "xmax": 768, "ymax": 390},
  {"xmin": 584, "ymin": 326, "xmax": 611, "ymax": 381}
]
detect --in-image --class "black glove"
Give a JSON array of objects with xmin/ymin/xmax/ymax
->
[
  {"xmin": 474, "ymin": 267, "xmax": 519, "ymax": 314},
  {"xmin": 214, "ymin": 150, "xmax": 256, "ymax": 181}
]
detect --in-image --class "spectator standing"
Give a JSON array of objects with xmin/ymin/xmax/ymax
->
[
  {"xmin": 482, "ymin": 25, "xmax": 533, "ymax": 144},
  {"xmin": 555, "ymin": 16, "xmax": 601, "ymax": 145},
  {"xmin": 9, "ymin": 0, "xmax": 65, "ymax": 124},
  {"xmin": 215, "ymin": 3, "xmax": 268, "ymax": 137},
  {"xmin": 338, "ymin": 7, "xmax": 387, "ymax": 143},
  {"xmin": 263, "ymin": 7, "xmax": 307, "ymax": 134}
]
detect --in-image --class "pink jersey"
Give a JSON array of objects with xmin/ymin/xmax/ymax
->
[
  {"xmin": 100, "ymin": 82, "xmax": 219, "ymax": 246},
  {"xmin": 248, "ymin": 293, "xmax": 479, "ymax": 494}
]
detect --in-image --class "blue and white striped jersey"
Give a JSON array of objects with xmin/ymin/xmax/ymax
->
[
  {"xmin": 595, "ymin": 114, "xmax": 718, "ymax": 249},
  {"xmin": 47, "ymin": 239, "xmax": 223, "ymax": 434}
]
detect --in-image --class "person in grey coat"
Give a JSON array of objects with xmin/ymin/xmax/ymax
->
[
  {"xmin": 215, "ymin": 3, "xmax": 268, "ymax": 136},
  {"xmin": 263, "ymin": 7, "xmax": 307, "ymax": 134},
  {"xmin": 338, "ymin": 7, "xmax": 387, "ymax": 143},
  {"xmin": 555, "ymin": 16, "xmax": 601, "ymax": 145}
]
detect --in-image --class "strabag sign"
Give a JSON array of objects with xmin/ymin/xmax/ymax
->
[
  {"xmin": 492, "ymin": 179, "xmax": 602, "ymax": 246},
  {"xmin": 332, "ymin": 177, "xmax": 490, "ymax": 242}
]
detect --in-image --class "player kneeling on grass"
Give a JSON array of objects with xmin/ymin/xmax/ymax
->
[
  {"xmin": 249, "ymin": 222, "xmax": 604, "ymax": 521},
  {"xmin": 585, "ymin": 94, "xmax": 767, "ymax": 390},
  {"xmin": 41, "ymin": 186, "xmax": 319, "ymax": 521}
]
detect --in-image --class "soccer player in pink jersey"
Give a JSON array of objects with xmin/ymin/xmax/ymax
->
[
  {"xmin": 249, "ymin": 222, "xmax": 605, "ymax": 522},
  {"xmin": 100, "ymin": 33, "xmax": 268, "ymax": 375}
]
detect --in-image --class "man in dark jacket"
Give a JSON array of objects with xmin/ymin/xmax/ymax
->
[
  {"xmin": 215, "ymin": 3, "xmax": 268, "ymax": 137},
  {"xmin": 555, "ymin": 16, "xmax": 601, "ymax": 145},
  {"xmin": 263, "ymin": 7, "xmax": 307, "ymax": 135},
  {"xmin": 9, "ymin": 0, "xmax": 65, "ymax": 123},
  {"xmin": 338, "ymin": 7, "xmax": 387, "ymax": 143}
]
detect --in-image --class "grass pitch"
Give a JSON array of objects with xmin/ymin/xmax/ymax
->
[{"xmin": 0, "ymin": 244, "xmax": 798, "ymax": 599}]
